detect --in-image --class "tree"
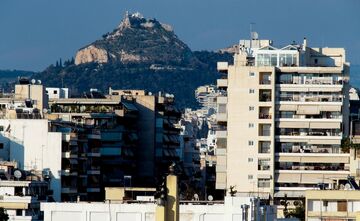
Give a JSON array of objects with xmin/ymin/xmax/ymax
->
[
  {"xmin": 341, "ymin": 137, "xmax": 360, "ymax": 157},
  {"xmin": 0, "ymin": 208, "xmax": 9, "ymax": 221}
]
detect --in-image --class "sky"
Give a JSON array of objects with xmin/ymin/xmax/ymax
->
[{"xmin": 0, "ymin": 0, "xmax": 360, "ymax": 71}]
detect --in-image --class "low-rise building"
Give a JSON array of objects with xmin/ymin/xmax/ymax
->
[
  {"xmin": 0, "ymin": 161, "xmax": 51, "ymax": 221},
  {"xmin": 306, "ymin": 190, "xmax": 360, "ymax": 221},
  {"xmin": 41, "ymin": 196, "xmax": 276, "ymax": 221}
]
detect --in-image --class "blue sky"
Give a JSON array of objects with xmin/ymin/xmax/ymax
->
[{"xmin": 0, "ymin": 0, "xmax": 359, "ymax": 71}]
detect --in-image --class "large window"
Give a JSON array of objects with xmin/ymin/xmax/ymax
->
[
  {"xmin": 256, "ymin": 54, "xmax": 277, "ymax": 66},
  {"xmin": 279, "ymin": 54, "xmax": 297, "ymax": 67}
]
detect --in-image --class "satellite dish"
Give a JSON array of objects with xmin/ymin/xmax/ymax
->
[
  {"xmin": 194, "ymin": 193, "xmax": 199, "ymax": 201},
  {"xmin": 31, "ymin": 79, "xmax": 36, "ymax": 84},
  {"xmin": 208, "ymin": 195, "xmax": 213, "ymax": 201},
  {"xmin": 345, "ymin": 183, "xmax": 352, "ymax": 190},
  {"xmin": 14, "ymin": 170, "xmax": 23, "ymax": 179},
  {"xmin": 37, "ymin": 80, "xmax": 42, "ymax": 85},
  {"xmin": 43, "ymin": 109, "xmax": 48, "ymax": 114}
]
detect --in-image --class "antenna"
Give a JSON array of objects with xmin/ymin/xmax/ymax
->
[{"xmin": 249, "ymin": 22, "xmax": 255, "ymax": 48}]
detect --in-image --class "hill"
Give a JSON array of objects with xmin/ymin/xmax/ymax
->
[
  {"xmin": 0, "ymin": 70, "xmax": 33, "ymax": 92},
  {"xmin": 33, "ymin": 12, "xmax": 233, "ymax": 108}
]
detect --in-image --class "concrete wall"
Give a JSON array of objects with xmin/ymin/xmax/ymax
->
[
  {"xmin": 0, "ymin": 119, "xmax": 62, "ymax": 201},
  {"xmin": 41, "ymin": 197, "xmax": 276, "ymax": 221},
  {"xmin": 226, "ymin": 65, "xmax": 275, "ymax": 195},
  {"xmin": 134, "ymin": 96, "xmax": 156, "ymax": 179}
]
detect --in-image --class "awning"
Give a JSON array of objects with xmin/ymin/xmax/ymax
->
[
  {"xmin": 309, "ymin": 122, "xmax": 341, "ymax": 129},
  {"xmin": 297, "ymin": 105, "xmax": 320, "ymax": 115},
  {"xmin": 319, "ymin": 105, "xmax": 342, "ymax": 112}
]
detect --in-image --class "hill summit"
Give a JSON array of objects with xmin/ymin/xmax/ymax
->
[
  {"xmin": 75, "ymin": 12, "xmax": 198, "ymax": 67},
  {"xmin": 33, "ymin": 12, "xmax": 233, "ymax": 109}
]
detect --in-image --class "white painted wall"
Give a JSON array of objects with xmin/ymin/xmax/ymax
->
[
  {"xmin": 41, "ymin": 197, "xmax": 277, "ymax": 221},
  {"xmin": 0, "ymin": 119, "xmax": 62, "ymax": 201},
  {"xmin": 46, "ymin": 87, "xmax": 69, "ymax": 99}
]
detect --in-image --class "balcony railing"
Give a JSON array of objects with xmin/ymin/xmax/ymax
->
[
  {"xmin": 277, "ymin": 146, "xmax": 341, "ymax": 154},
  {"xmin": 276, "ymin": 114, "xmax": 342, "ymax": 119},
  {"xmin": 259, "ymin": 95, "xmax": 272, "ymax": 102},
  {"xmin": 278, "ymin": 95, "xmax": 342, "ymax": 102},
  {"xmin": 259, "ymin": 113, "xmax": 272, "ymax": 119},
  {"xmin": 277, "ymin": 130, "xmax": 341, "ymax": 136},
  {"xmin": 260, "ymin": 80, "xmax": 271, "ymax": 85},
  {"xmin": 258, "ymin": 165, "xmax": 270, "ymax": 170},
  {"xmin": 277, "ymin": 79, "xmax": 343, "ymax": 85},
  {"xmin": 278, "ymin": 165, "xmax": 345, "ymax": 171}
]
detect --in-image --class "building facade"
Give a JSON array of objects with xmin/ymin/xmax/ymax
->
[{"xmin": 216, "ymin": 38, "xmax": 351, "ymax": 203}]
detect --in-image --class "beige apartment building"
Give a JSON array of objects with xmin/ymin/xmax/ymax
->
[{"xmin": 216, "ymin": 38, "xmax": 351, "ymax": 202}]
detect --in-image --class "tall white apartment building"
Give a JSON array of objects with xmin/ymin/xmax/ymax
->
[{"xmin": 215, "ymin": 37, "xmax": 351, "ymax": 202}]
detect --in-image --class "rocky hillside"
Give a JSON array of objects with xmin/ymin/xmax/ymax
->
[
  {"xmin": 75, "ymin": 12, "xmax": 200, "ymax": 67},
  {"xmin": 33, "ymin": 12, "xmax": 233, "ymax": 109}
]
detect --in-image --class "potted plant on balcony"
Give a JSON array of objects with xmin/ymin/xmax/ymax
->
[{"xmin": 341, "ymin": 137, "xmax": 360, "ymax": 159}]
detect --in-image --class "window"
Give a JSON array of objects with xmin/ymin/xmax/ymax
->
[
  {"xmin": 249, "ymin": 72, "xmax": 255, "ymax": 77},
  {"xmin": 259, "ymin": 141, "xmax": 270, "ymax": 153},
  {"xmin": 248, "ymin": 141, "xmax": 254, "ymax": 146},
  {"xmin": 249, "ymin": 89, "xmax": 255, "ymax": 94},
  {"xmin": 0, "ymin": 143, "xmax": 3, "ymax": 149},
  {"xmin": 248, "ymin": 158, "xmax": 253, "ymax": 162},
  {"xmin": 248, "ymin": 175, "xmax": 253, "ymax": 180},
  {"xmin": 338, "ymin": 201, "xmax": 347, "ymax": 212},
  {"xmin": 258, "ymin": 158, "xmax": 271, "ymax": 170},
  {"xmin": 0, "ymin": 126, "xmax": 3, "ymax": 131},
  {"xmin": 54, "ymin": 90, "xmax": 58, "ymax": 94},
  {"xmin": 249, "ymin": 106, "xmax": 255, "ymax": 111},
  {"xmin": 249, "ymin": 123, "xmax": 254, "ymax": 128}
]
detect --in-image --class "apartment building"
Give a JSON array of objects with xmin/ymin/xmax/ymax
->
[
  {"xmin": 108, "ymin": 89, "xmax": 182, "ymax": 184},
  {"xmin": 0, "ymin": 161, "xmax": 50, "ymax": 221},
  {"xmin": 47, "ymin": 97, "xmax": 139, "ymax": 201},
  {"xmin": 216, "ymin": 37, "xmax": 351, "ymax": 203}
]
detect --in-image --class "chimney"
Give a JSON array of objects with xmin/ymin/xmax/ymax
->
[{"xmin": 302, "ymin": 37, "xmax": 307, "ymax": 51}]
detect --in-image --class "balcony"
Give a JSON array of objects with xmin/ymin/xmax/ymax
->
[
  {"xmin": 61, "ymin": 169, "xmax": 78, "ymax": 176},
  {"xmin": 278, "ymin": 95, "xmax": 342, "ymax": 102},
  {"xmin": 259, "ymin": 124, "xmax": 271, "ymax": 136},
  {"xmin": 216, "ymin": 130, "xmax": 227, "ymax": 138},
  {"xmin": 259, "ymin": 107, "xmax": 272, "ymax": 119},
  {"xmin": 87, "ymin": 148, "xmax": 101, "ymax": 157},
  {"xmin": 88, "ymin": 129, "xmax": 101, "ymax": 139},
  {"xmin": 216, "ymin": 113, "xmax": 227, "ymax": 122},
  {"xmin": 277, "ymin": 128, "xmax": 341, "ymax": 137},
  {"xmin": 259, "ymin": 72, "xmax": 272, "ymax": 85},
  {"xmin": 277, "ymin": 77, "xmax": 343, "ymax": 85},
  {"xmin": 217, "ymin": 79, "xmax": 228, "ymax": 88},
  {"xmin": 276, "ymin": 145, "xmax": 341, "ymax": 154},
  {"xmin": 61, "ymin": 187, "xmax": 77, "ymax": 194},
  {"xmin": 259, "ymin": 141, "xmax": 271, "ymax": 154},
  {"xmin": 276, "ymin": 162, "xmax": 347, "ymax": 171},
  {"xmin": 87, "ymin": 167, "xmax": 101, "ymax": 175},
  {"xmin": 62, "ymin": 151, "xmax": 78, "ymax": 158},
  {"xmin": 259, "ymin": 90, "xmax": 272, "ymax": 102},
  {"xmin": 217, "ymin": 62, "xmax": 228, "ymax": 73}
]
